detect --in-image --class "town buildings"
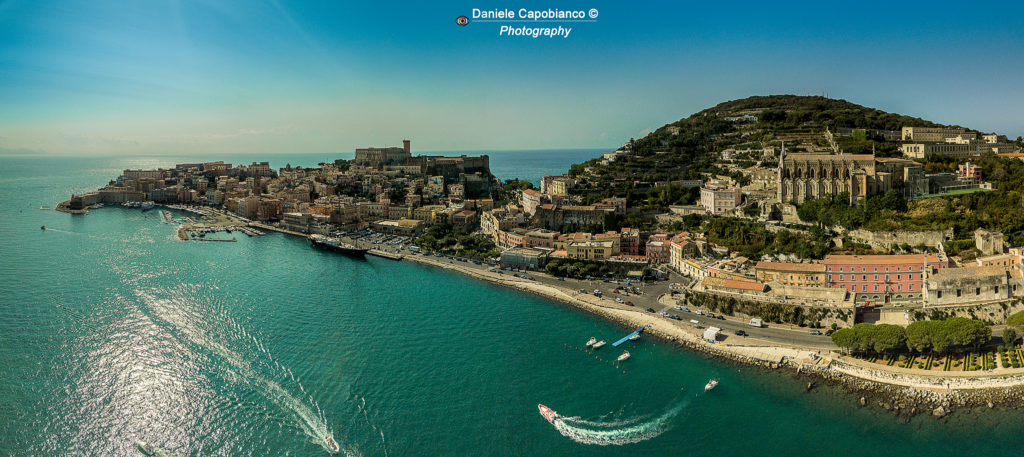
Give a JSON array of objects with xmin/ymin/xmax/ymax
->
[{"xmin": 824, "ymin": 253, "xmax": 949, "ymax": 303}]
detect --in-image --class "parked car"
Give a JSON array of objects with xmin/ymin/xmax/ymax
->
[
  {"xmin": 625, "ymin": 300, "xmax": 633, "ymax": 306},
  {"xmin": 825, "ymin": 329, "xmax": 835, "ymax": 336},
  {"xmin": 809, "ymin": 330, "xmax": 822, "ymax": 335},
  {"xmin": 615, "ymin": 298, "xmax": 624, "ymax": 304},
  {"xmin": 716, "ymin": 315, "xmax": 725, "ymax": 320},
  {"xmin": 734, "ymin": 330, "xmax": 747, "ymax": 336},
  {"xmin": 646, "ymin": 307, "xmax": 656, "ymax": 313}
]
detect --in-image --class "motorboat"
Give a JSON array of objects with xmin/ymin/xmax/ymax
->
[
  {"xmin": 537, "ymin": 404, "xmax": 559, "ymax": 424},
  {"xmin": 585, "ymin": 337, "xmax": 597, "ymax": 347},
  {"xmin": 629, "ymin": 333, "xmax": 641, "ymax": 341},
  {"xmin": 705, "ymin": 378, "xmax": 719, "ymax": 392},
  {"xmin": 617, "ymin": 351, "xmax": 630, "ymax": 362},
  {"xmin": 325, "ymin": 435, "xmax": 340, "ymax": 453},
  {"xmin": 591, "ymin": 340, "xmax": 606, "ymax": 349},
  {"xmin": 135, "ymin": 441, "xmax": 155, "ymax": 456}
]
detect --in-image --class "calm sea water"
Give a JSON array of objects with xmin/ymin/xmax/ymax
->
[{"xmin": 2, "ymin": 154, "xmax": 1022, "ymax": 456}]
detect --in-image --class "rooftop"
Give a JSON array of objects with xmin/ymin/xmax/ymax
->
[{"xmin": 756, "ymin": 261, "xmax": 825, "ymax": 272}]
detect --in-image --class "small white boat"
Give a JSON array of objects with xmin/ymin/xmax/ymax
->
[
  {"xmin": 629, "ymin": 333, "xmax": 640, "ymax": 341},
  {"xmin": 136, "ymin": 441, "xmax": 156, "ymax": 456},
  {"xmin": 592, "ymin": 340, "xmax": 606, "ymax": 349},
  {"xmin": 617, "ymin": 351, "xmax": 630, "ymax": 362},
  {"xmin": 585, "ymin": 337, "xmax": 597, "ymax": 347},
  {"xmin": 325, "ymin": 435, "xmax": 340, "ymax": 453},
  {"xmin": 705, "ymin": 378, "xmax": 719, "ymax": 392}
]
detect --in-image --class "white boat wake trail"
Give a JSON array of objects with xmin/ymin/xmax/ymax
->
[
  {"xmin": 548, "ymin": 397, "xmax": 691, "ymax": 446},
  {"xmin": 134, "ymin": 289, "xmax": 353, "ymax": 456}
]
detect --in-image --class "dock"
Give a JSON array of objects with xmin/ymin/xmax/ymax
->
[
  {"xmin": 612, "ymin": 326, "xmax": 646, "ymax": 347},
  {"xmin": 248, "ymin": 222, "xmax": 308, "ymax": 238},
  {"xmin": 368, "ymin": 249, "xmax": 403, "ymax": 260}
]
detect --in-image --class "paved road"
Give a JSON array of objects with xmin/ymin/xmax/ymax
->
[{"xmin": 528, "ymin": 271, "xmax": 837, "ymax": 350}]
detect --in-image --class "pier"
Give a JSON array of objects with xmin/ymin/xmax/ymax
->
[
  {"xmin": 368, "ymin": 249, "xmax": 403, "ymax": 260},
  {"xmin": 612, "ymin": 326, "xmax": 646, "ymax": 347}
]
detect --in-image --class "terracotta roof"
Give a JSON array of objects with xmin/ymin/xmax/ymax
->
[
  {"xmin": 702, "ymin": 276, "xmax": 765, "ymax": 292},
  {"xmin": 755, "ymin": 261, "xmax": 825, "ymax": 272}
]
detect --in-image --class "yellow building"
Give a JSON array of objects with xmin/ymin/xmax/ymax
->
[
  {"xmin": 754, "ymin": 261, "xmax": 826, "ymax": 288},
  {"xmin": 566, "ymin": 240, "xmax": 615, "ymax": 260}
]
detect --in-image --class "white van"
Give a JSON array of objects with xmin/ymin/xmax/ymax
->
[{"xmin": 749, "ymin": 318, "xmax": 763, "ymax": 328}]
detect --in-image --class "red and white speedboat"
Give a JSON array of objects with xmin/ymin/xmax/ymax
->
[
  {"xmin": 537, "ymin": 404, "xmax": 559, "ymax": 423},
  {"xmin": 325, "ymin": 435, "xmax": 340, "ymax": 453}
]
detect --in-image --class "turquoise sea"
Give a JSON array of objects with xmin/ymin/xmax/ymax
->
[{"xmin": 2, "ymin": 152, "xmax": 1023, "ymax": 456}]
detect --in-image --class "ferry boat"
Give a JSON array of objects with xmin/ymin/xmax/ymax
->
[
  {"xmin": 537, "ymin": 404, "xmax": 559, "ymax": 424},
  {"xmin": 705, "ymin": 378, "xmax": 719, "ymax": 391},
  {"xmin": 325, "ymin": 435, "xmax": 340, "ymax": 453},
  {"xmin": 591, "ymin": 340, "xmax": 606, "ymax": 349},
  {"xmin": 309, "ymin": 234, "xmax": 368, "ymax": 257},
  {"xmin": 585, "ymin": 337, "xmax": 597, "ymax": 347},
  {"xmin": 617, "ymin": 351, "xmax": 630, "ymax": 362},
  {"xmin": 141, "ymin": 201, "xmax": 154, "ymax": 211},
  {"xmin": 135, "ymin": 440, "xmax": 155, "ymax": 456}
]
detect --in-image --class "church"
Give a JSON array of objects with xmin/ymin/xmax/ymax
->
[{"xmin": 777, "ymin": 152, "xmax": 922, "ymax": 204}]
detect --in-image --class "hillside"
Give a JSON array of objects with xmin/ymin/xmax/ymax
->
[{"xmin": 561, "ymin": 95, "xmax": 1024, "ymax": 257}]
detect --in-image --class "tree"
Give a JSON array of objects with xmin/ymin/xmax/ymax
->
[
  {"xmin": 872, "ymin": 324, "xmax": 907, "ymax": 353},
  {"xmin": 905, "ymin": 321, "xmax": 933, "ymax": 353},
  {"xmin": 851, "ymin": 323, "xmax": 876, "ymax": 353},
  {"xmin": 1004, "ymin": 328, "xmax": 1019, "ymax": 347},
  {"xmin": 830, "ymin": 328, "xmax": 857, "ymax": 353}
]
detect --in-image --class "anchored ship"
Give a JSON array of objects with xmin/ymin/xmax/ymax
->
[{"xmin": 309, "ymin": 234, "xmax": 368, "ymax": 257}]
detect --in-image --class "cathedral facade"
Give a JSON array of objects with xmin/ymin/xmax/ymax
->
[{"xmin": 777, "ymin": 153, "xmax": 919, "ymax": 204}]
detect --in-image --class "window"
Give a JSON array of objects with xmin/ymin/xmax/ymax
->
[
  {"xmin": 874, "ymin": 285, "xmax": 879, "ymax": 291},
  {"xmin": 956, "ymin": 289, "xmax": 962, "ymax": 297},
  {"xmin": 874, "ymin": 267, "xmax": 878, "ymax": 272},
  {"xmin": 937, "ymin": 290, "xmax": 943, "ymax": 299},
  {"xmin": 862, "ymin": 275, "xmax": 867, "ymax": 280},
  {"xmin": 874, "ymin": 274, "xmax": 878, "ymax": 280},
  {"xmin": 862, "ymin": 285, "xmax": 867, "ymax": 291},
  {"xmin": 976, "ymin": 287, "xmax": 981, "ymax": 295},
  {"xmin": 897, "ymin": 274, "xmax": 901, "ymax": 280},
  {"xmin": 898, "ymin": 285, "xmax": 902, "ymax": 291},
  {"xmin": 996, "ymin": 286, "xmax": 1000, "ymax": 294}
]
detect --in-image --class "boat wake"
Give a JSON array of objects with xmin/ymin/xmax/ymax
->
[
  {"xmin": 134, "ymin": 289, "xmax": 348, "ymax": 455},
  {"xmin": 545, "ymin": 398, "xmax": 691, "ymax": 446}
]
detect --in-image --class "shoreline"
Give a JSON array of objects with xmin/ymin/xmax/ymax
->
[
  {"xmin": 396, "ymin": 249, "xmax": 1024, "ymax": 418},
  {"xmin": 88, "ymin": 205, "xmax": 1024, "ymax": 418}
]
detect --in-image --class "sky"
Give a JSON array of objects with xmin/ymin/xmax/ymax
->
[{"xmin": 1, "ymin": 0, "xmax": 1022, "ymax": 156}]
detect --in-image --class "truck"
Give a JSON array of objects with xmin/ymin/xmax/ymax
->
[{"xmin": 749, "ymin": 318, "xmax": 763, "ymax": 328}]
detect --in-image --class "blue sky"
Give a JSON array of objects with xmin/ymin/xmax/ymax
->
[{"xmin": 1, "ymin": 0, "xmax": 1022, "ymax": 155}]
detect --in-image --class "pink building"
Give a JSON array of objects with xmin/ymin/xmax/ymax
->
[
  {"xmin": 824, "ymin": 253, "xmax": 949, "ymax": 303},
  {"xmin": 620, "ymin": 227, "xmax": 641, "ymax": 255},
  {"xmin": 645, "ymin": 234, "xmax": 670, "ymax": 264},
  {"xmin": 958, "ymin": 162, "xmax": 983, "ymax": 184},
  {"xmin": 699, "ymin": 181, "xmax": 743, "ymax": 214}
]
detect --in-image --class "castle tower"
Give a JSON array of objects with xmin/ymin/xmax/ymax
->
[{"xmin": 403, "ymin": 139, "xmax": 411, "ymax": 155}]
